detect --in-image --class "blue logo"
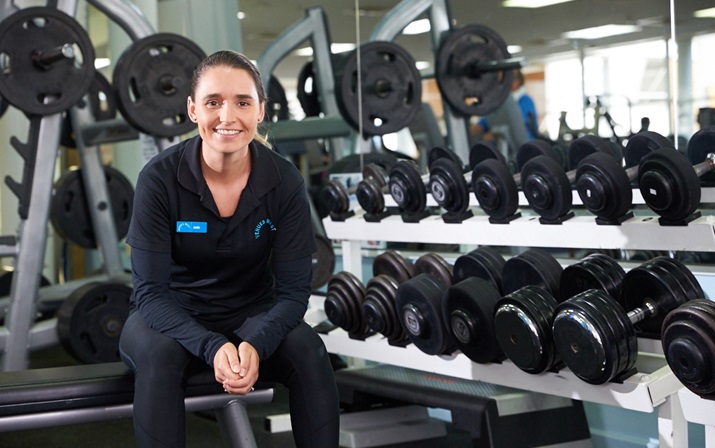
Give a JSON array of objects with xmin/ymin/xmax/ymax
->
[
  {"xmin": 176, "ymin": 221, "xmax": 207, "ymax": 233},
  {"xmin": 254, "ymin": 218, "xmax": 276, "ymax": 239}
]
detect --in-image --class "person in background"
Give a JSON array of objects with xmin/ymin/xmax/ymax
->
[{"xmin": 119, "ymin": 49, "xmax": 340, "ymax": 448}]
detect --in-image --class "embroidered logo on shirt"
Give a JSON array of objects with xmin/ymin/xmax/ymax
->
[
  {"xmin": 176, "ymin": 221, "xmax": 207, "ymax": 233},
  {"xmin": 254, "ymin": 218, "xmax": 276, "ymax": 239}
]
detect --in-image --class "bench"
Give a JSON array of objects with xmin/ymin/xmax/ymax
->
[{"xmin": 0, "ymin": 362, "xmax": 274, "ymax": 448}]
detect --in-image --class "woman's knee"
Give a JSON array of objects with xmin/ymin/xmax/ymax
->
[{"xmin": 120, "ymin": 311, "xmax": 191, "ymax": 373}]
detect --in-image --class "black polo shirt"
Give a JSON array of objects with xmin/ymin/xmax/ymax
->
[{"xmin": 127, "ymin": 136, "xmax": 316, "ymax": 364}]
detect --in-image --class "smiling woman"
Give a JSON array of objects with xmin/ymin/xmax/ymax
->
[{"xmin": 118, "ymin": 50, "xmax": 340, "ymax": 448}]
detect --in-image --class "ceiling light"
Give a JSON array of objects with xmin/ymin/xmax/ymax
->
[
  {"xmin": 403, "ymin": 18, "xmax": 430, "ymax": 35},
  {"xmin": 237, "ymin": 11, "xmax": 246, "ymax": 20},
  {"xmin": 561, "ymin": 24, "xmax": 642, "ymax": 40},
  {"xmin": 294, "ymin": 43, "xmax": 357, "ymax": 57},
  {"xmin": 694, "ymin": 7, "xmax": 715, "ymax": 18},
  {"xmin": 502, "ymin": 0, "xmax": 573, "ymax": 8}
]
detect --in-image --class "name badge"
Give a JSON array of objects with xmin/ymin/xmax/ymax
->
[{"xmin": 176, "ymin": 221, "xmax": 207, "ymax": 233}]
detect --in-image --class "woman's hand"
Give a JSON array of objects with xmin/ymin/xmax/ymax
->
[{"xmin": 213, "ymin": 341, "xmax": 260, "ymax": 395}]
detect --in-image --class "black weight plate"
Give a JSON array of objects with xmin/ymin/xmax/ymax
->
[
  {"xmin": 521, "ymin": 155, "xmax": 573, "ymax": 221},
  {"xmin": 653, "ymin": 257, "xmax": 703, "ymax": 304},
  {"xmin": 442, "ymin": 277, "xmax": 502, "ymax": 363},
  {"xmin": 453, "ymin": 246, "xmax": 505, "ymax": 294},
  {"xmin": 0, "ymin": 7, "xmax": 96, "ymax": 116},
  {"xmin": 388, "ymin": 160, "xmax": 427, "ymax": 214},
  {"xmin": 372, "ymin": 250, "xmax": 415, "ymax": 284},
  {"xmin": 356, "ymin": 178, "xmax": 385, "ymax": 215},
  {"xmin": 686, "ymin": 127, "xmax": 715, "ymax": 183},
  {"xmin": 266, "ymin": 76, "xmax": 289, "ymax": 122},
  {"xmin": 311, "ymin": 234, "xmax": 335, "ymax": 290},
  {"xmin": 415, "ymin": 253, "xmax": 453, "ymax": 289},
  {"xmin": 624, "ymin": 130, "xmax": 672, "ymax": 168},
  {"xmin": 56, "ymin": 281, "xmax": 132, "ymax": 364},
  {"xmin": 515, "ymin": 140, "xmax": 562, "ymax": 172},
  {"xmin": 428, "ymin": 146, "xmax": 464, "ymax": 170},
  {"xmin": 502, "ymin": 248, "xmax": 562, "ymax": 297},
  {"xmin": 662, "ymin": 299, "xmax": 715, "ymax": 396},
  {"xmin": 322, "ymin": 179, "xmax": 350, "ymax": 214},
  {"xmin": 363, "ymin": 274, "xmax": 406, "ymax": 343},
  {"xmin": 471, "ymin": 158, "xmax": 518, "ymax": 221},
  {"xmin": 325, "ymin": 271, "xmax": 368, "ymax": 336},
  {"xmin": 0, "ymin": 94, "xmax": 8, "ymax": 118},
  {"xmin": 567, "ymin": 135, "xmax": 616, "ymax": 170},
  {"xmin": 435, "ymin": 24, "xmax": 513, "ymax": 117},
  {"xmin": 113, "ymin": 33, "xmax": 206, "ymax": 137},
  {"xmin": 0, "ymin": 269, "xmax": 51, "ymax": 298},
  {"xmin": 334, "ymin": 41, "xmax": 422, "ymax": 136},
  {"xmin": 638, "ymin": 148, "xmax": 700, "ymax": 222},
  {"xmin": 88, "ymin": 70, "xmax": 117, "ymax": 121},
  {"xmin": 396, "ymin": 273, "xmax": 453, "ymax": 355},
  {"xmin": 469, "ymin": 141, "xmax": 506, "ymax": 170},
  {"xmin": 362, "ymin": 163, "xmax": 388, "ymax": 189},
  {"xmin": 575, "ymin": 152, "xmax": 633, "ymax": 221},
  {"xmin": 428, "ymin": 157, "xmax": 470, "ymax": 214},
  {"xmin": 494, "ymin": 286, "xmax": 560, "ymax": 373},
  {"xmin": 560, "ymin": 253, "xmax": 625, "ymax": 302},
  {"xmin": 50, "ymin": 166, "xmax": 134, "ymax": 249},
  {"xmin": 297, "ymin": 60, "xmax": 321, "ymax": 117}
]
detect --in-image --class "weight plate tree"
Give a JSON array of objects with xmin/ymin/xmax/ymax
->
[
  {"xmin": 0, "ymin": 7, "xmax": 95, "ymax": 116},
  {"xmin": 334, "ymin": 41, "xmax": 422, "ymax": 136},
  {"xmin": 435, "ymin": 24, "xmax": 517, "ymax": 117},
  {"xmin": 113, "ymin": 33, "xmax": 206, "ymax": 137}
]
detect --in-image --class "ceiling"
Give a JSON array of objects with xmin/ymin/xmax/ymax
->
[{"xmin": 236, "ymin": 0, "xmax": 715, "ymax": 83}]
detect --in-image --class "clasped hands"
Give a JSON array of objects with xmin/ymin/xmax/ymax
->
[{"xmin": 213, "ymin": 341, "xmax": 259, "ymax": 395}]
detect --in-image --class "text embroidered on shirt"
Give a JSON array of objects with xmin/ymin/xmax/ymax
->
[{"xmin": 254, "ymin": 218, "xmax": 277, "ymax": 239}]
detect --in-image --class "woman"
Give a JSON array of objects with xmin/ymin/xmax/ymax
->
[{"xmin": 119, "ymin": 50, "xmax": 340, "ymax": 447}]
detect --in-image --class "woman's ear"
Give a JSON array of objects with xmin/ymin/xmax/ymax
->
[{"xmin": 187, "ymin": 96, "xmax": 197, "ymax": 122}]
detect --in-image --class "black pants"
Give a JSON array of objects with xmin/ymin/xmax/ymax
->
[{"xmin": 119, "ymin": 311, "xmax": 340, "ymax": 448}]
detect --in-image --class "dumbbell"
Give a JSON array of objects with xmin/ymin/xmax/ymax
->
[
  {"xmin": 575, "ymin": 131, "xmax": 673, "ymax": 224},
  {"xmin": 662, "ymin": 299, "xmax": 715, "ymax": 398},
  {"xmin": 440, "ymin": 247, "xmax": 506, "ymax": 363},
  {"xmin": 322, "ymin": 163, "xmax": 389, "ymax": 221},
  {"xmin": 471, "ymin": 140, "xmax": 563, "ymax": 223},
  {"xmin": 521, "ymin": 135, "xmax": 622, "ymax": 223},
  {"xmin": 362, "ymin": 251, "xmax": 416, "ymax": 346},
  {"xmin": 388, "ymin": 147, "xmax": 461, "ymax": 222},
  {"xmin": 552, "ymin": 256, "xmax": 702, "ymax": 384},
  {"xmin": 637, "ymin": 127, "xmax": 715, "ymax": 225},
  {"xmin": 395, "ymin": 253, "xmax": 455, "ymax": 355},
  {"xmin": 323, "ymin": 271, "xmax": 372, "ymax": 340}
]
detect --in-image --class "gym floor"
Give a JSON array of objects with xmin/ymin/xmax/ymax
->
[{"xmin": 0, "ymin": 346, "xmax": 474, "ymax": 448}]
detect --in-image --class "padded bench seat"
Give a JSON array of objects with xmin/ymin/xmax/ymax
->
[{"xmin": 0, "ymin": 362, "xmax": 274, "ymax": 448}]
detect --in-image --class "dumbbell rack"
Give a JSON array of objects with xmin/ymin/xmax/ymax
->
[{"xmin": 312, "ymin": 203, "xmax": 715, "ymax": 447}]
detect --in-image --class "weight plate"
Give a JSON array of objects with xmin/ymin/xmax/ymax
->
[
  {"xmin": 638, "ymin": 148, "xmax": 700, "ymax": 222},
  {"xmin": 428, "ymin": 157, "xmax": 470, "ymax": 214},
  {"xmin": 502, "ymin": 248, "xmax": 562, "ymax": 298},
  {"xmin": 50, "ymin": 166, "xmax": 134, "ymax": 249},
  {"xmin": 0, "ymin": 7, "xmax": 95, "ymax": 116},
  {"xmin": 297, "ymin": 60, "xmax": 321, "ymax": 117},
  {"xmin": 363, "ymin": 274, "xmax": 407, "ymax": 344},
  {"xmin": 567, "ymin": 134, "xmax": 617, "ymax": 170},
  {"xmin": 469, "ymin": 141, "xmax": 506, "ymax": 170},
  {"xmin": 560, "ymin": 253, "xmax": 625, "ymax": 302},
  {"xmin": 396, "ymin": 273, "xmax": 454, "ymax": 355},
  {"xmin": 88, "ymin": 70, "xmax": 117, "ymax": 121},
  {"xmin": 388, "ymin": 160, "xmax": 427, "ymax": 214},
  {"xmin": 113, "ymin": 33, "xmax": 206, "ymax": 137},
  {"xmin": 442, "ymin": 277, "xmax": 502, "ymax": 363},
  {"xmin": 334, "ymin": 41, "xmax": 422, "ymax": 136},
  {"xmin": 624, "ymin": 130, "xmax": 672, "ymax": 168},
  {"xmin": 435, "ymin": 24, "xmax": 513, "ymax": 117},
  {"xmin": 452, "ymin": 246, "xmax": 505, "ymax": 294},
  {"xmin": 321, "ymin": 179, "xmax": 350, "ymax": 215},
  {"xmin": 521, "ymin": 155, "xmax": 572, "ymax": 222},
  {"xmin": 356, "ymin": 178, "xmax": 385, "ymax": 215},
  {"xmin": 515, "ymin": 140, "xmax": 562, "ymax": 172},
  {"xmin": 471, "ymin": 158, "xmax": 518, "ymax": 221},
  {"xmin": 372, "ymin": 250, "xmax": 415, "ymax": 284},
  {"xmin": 0, "ymin": 94, "xmax": 9, "ymax": 118},
  {"xmin": 266, "ymin": 75, "xmax": 289, "ymax": 122},
  {"xmin": 56, "ymin": 281, "xmax": 132, "ymax": 364},
  {"xmin": 494, "ymin": 286, "xmax": 560, "ymax": 373},
  {"xmin": 428, "ymin": 146, "xmax": 464, "ymax": 170},
  {"xmin": 686, "ymin": 127, "xmax": 715, "ymax": 183},
  {"xmin": 324, "ymin": 271, "xmax": 370, "ymax": 337},
  {"xmin": 414, "ymin": 253, "xmax": 453, "ymax": 288},
  {"xmin": 311, "ymin": 234, "xmax": 335, "ymax": 290},
  {"xmin": 662, "ymin": 299, "xmax": 715, "ymax": 396},
  {"xmin": 362, "ymin": 163, "xmax": 388, "ymax": 188},
  {"xmin": 575, "ymin": 152, "xmax": 633, "ymax": 222}
]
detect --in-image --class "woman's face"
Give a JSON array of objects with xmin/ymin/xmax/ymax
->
[{"xmin": 187, "ymin": 65, "xmax": 265, "ymax": 156}]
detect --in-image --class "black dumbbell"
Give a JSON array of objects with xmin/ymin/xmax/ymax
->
[
  {"xmin": 638, "ymin": 127, "xmax": 715, "ymax": 225},
  {"xmin": 362, "ymin": 251, "xmax": 416, "ymax": 346},
  {"xmin": 575, "ymin": 131, "xmax": 673, "ymax": 224},
  {"xmin": 441, "ymin": 247, "xmax": 506, "ymax": 363},
  {"xmin": 491, "ymin": 249, "xmax": 563, "ymax": 373},
  {"xmin": 552, "ymin": 256, "xmax": 702, "ymax": 384},
  {"xmin": 323, "ymin": 271, "xmax": 373, "ymax": 340},
  {"xmin": 395, "ymin": 253, "xmax": 455, "ymax": 355},
  {"xmin": 471, "ymin": 140, "xmax": 563, "ymax": 223},
  {"xmin": 521, "ymin": 135, "xmax": 621, "ymax": 223},
  {"xmin": 322, "ymin": 163, "xmax": 388, "ymax": 221},
  {"xmin": 662, "ymin": 299, "xmax": 715, "ymax": 398}
]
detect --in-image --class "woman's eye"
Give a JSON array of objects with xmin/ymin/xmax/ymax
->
[{"xmin": 206, "ymin": 100, "xmax": 220, "ymax": 107}]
